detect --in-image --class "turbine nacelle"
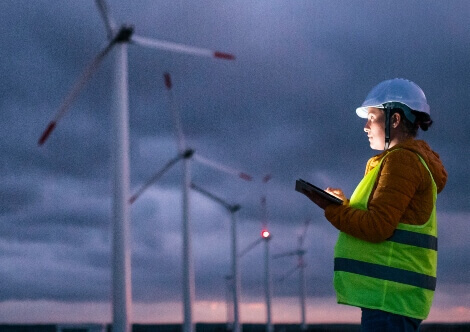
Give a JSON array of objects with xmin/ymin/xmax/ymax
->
[{"xmin": 113, "ymin": 25, "xmax": 134, "ymax": 44}]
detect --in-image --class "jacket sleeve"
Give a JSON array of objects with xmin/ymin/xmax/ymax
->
[{"xmin": 324, "ymin": 150, "xmax": 425, "ymax": 242}]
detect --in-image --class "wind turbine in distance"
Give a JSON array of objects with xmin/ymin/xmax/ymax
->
[
  {"xmin": 237, "ymin": 174, "xmax": 274, "ymax": 332},
  {"xmin": 190, "ymin": 182, "xmax": 243, "ymax": 332},
  {"xmin": 238, "ymin": 174, "xmax": 274, "ymax": 332},
  {"xmin": 37, "ymin": 2, "xmax": 235, "ymax": 332},
  {"xmin": 129, "ymin": 73, "xmax": 249, "ymax": 332},
  {"xmin": 239, "ymin": 228, "xmax": 273, "ymax": 332},
  {"xmin": 261, "ymin": 174, "xmax": 274, "ymax": 332},
  {"xmin": 273, "ymin": 218, "xmax": 311, "ymax": 331}
]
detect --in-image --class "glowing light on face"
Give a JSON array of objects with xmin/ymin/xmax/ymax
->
[{"xmin": 364, "ymin": 107, "xmax": 386, "ymax": 150}]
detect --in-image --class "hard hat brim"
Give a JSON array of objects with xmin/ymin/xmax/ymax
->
[{"xmin": 356, "ymin": 106, "xmax": 369, "ymax": 118}]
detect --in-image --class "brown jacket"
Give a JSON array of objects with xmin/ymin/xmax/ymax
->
[{"xmin": 324, "ymin": 139, "xmax": 447, "ymax": 243}]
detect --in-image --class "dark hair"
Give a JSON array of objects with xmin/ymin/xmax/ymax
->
[{"xmin": 391, "ymin": 108, "xmax": 433, "ymax": 137}]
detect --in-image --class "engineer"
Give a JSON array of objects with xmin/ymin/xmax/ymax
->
[{"xmin": 303, "ymin": 78, "xmax": 447, "ymax": 331}]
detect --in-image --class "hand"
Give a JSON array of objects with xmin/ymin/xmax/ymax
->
[{"xmin": 325, "ymin": 187, "xmax": 347, "ymax": 202}]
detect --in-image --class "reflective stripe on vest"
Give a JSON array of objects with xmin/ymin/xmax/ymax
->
[
  {"xmin": 335, "ymin": 257, "xmax": 436, "ymax": 291},
  {"xmin": 388, "ymin": 229, "xmax": 437, "ymax": 251}
]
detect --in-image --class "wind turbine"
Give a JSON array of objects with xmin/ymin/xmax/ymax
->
[
  {"xmin": 237, "ymin": 227, "xmax": 271, "ymax": 332},
  {"xmin": 129, "ymin": 73, "xmax": 249, "ymax": 332},
  {"xmin": 261, "ymin": 174, "xmax": 274, "ymax": 332},
  {"xmin": 236, "ymin": 174, "xmax": 273, "ymax": 332},
  {"xmin": 130, "ymin": 147, "xmax": 249, "ymax": 332},
  {"xmin": 37, "ymin": 2, "xmax": 235, "ymax": 332},
  {"xmin": 240, "ymin": 228, "xmax": 273, "ymax": 332},
  {"xmin": 238, "ymin": 174, "xmax": 273, "ymax": 332},
  {"xmin": 190, "ymin": 183, "xmax": 242, "ymax": 332},
  {"xmin": 273, "ymin": 218, "xmax": 311, "ymax": 331}
]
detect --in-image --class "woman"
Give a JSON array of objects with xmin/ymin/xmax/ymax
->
[{"xmin": 304, "ymin": 78, "xmax": 447, "ymax": 331}]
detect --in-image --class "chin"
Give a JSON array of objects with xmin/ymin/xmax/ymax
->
[{"xmin": 370, "ymin": 143, "xmax": 383, "ymax": 151}]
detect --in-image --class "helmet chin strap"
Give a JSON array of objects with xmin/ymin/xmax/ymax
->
[{"xmin": 384, "ymin": 104, "xmax": 391, "ymax": 150}]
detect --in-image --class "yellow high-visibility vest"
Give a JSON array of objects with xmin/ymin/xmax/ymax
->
[{"xmin": 334, "ymin": 151, "xmax": 438, "ymax": 320}]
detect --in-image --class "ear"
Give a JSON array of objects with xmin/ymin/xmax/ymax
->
[{"xmin": 392, "ymin": 113, "xmax": 401, "ymax": 128}]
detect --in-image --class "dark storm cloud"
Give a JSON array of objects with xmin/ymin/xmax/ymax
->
[
  {"xmin": 0, "ymin": 181, "xmax": 39, "ymax": 214},
  {"xmin": 0, "ymin": 0, "xmax": 469, "ymax": 321},
  {"xmin": 0, "ymin": 201, "xmax": 110, "ymax": 246}
]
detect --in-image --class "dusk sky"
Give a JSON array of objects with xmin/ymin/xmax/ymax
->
[{"xmin": 1, "ymin": 0, "xmax": 469, "ymax": 325}]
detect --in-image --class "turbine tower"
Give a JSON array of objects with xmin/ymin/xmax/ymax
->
[
  {"xmin": 232, "ymin": 175, "xmax": 272, "ymax": 332},
  {"xmin": 237, "ymin": 227, "xmax": 271, "ymax": 332},
  {"xmin": 37, "ymin": 2, "xmax": 235, "ymax": 332},
  {"xmin": 236, "ymin": 174, "xmax": 273, "ymax": 332},
  {"xmin": 261, "ymin": 175, "xmax": 273, "ymax": 332},
  {"xmin": 273, "ymin": 218, "xmax": 311, "ymax": 331},
  {"xmin": 190, "ymin": 183, "xmax": 243, "ymax": 332},
  {"xmin": 224, "ymin": 275, "xmax": 235, "ymax": 331}
]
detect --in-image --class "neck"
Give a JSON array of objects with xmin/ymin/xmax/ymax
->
[{"xmin": 388, "ymin": 132, "xmax": 414, "ymax": 149}]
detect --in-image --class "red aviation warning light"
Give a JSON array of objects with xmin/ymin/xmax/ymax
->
[{"xmin": 261, "ymin": 230, "xmax": 271, "ymax": 239}]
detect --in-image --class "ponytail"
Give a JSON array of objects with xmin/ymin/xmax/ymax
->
[{"xmin": 414, "ymin": 111, "xmax": 433, "ymax": 131}]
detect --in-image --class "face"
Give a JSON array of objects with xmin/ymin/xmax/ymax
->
[{"xmin": 364, "ymin": 107, "xmax": 385, "ymax": 150}]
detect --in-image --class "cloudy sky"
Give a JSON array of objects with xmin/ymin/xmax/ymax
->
[{"xmin": 1, "ymin": 0, "xmax": 469, "ymax": 325}]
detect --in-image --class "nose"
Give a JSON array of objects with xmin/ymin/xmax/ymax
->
[{"xmin": 364, "ymin": 120, "xmax": 370, "ymax": 132}]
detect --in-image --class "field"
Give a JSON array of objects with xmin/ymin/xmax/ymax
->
[{"xmin": 1, "ymin": 323, "xmax": 470, "ymax": 332}]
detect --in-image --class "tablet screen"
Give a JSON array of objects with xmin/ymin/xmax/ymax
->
[{"xmin": 295, "ymin": 179, "xmax": 343, "ymax": 205}]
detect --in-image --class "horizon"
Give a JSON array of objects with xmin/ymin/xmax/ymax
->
[{"xmin": 1, "ymin": 297, "xmax": 469, "ymax": 325}]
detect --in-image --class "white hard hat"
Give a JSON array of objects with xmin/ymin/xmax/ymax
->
[{"xmin": 356, "ymin": 78, "xmax": 430, "ymax": 119}]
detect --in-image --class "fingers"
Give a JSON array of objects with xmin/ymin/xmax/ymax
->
[{"xmin": 325, "ymin": 187, "xmax": 346, "ymax": 201}]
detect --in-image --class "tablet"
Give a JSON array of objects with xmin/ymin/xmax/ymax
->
[{"xmin": 295, "ymin": 178, "xmax": 343, "ymax": 205}]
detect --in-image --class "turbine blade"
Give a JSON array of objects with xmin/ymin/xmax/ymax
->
[
  {"xmin": 95, "ymin": 0, "xmax": 116, "ymax": 39},
  {"xmin": 192, "ymin": 153, "xmax": 252, "ymax": 181},
  {"xmin": 38, "ymin": 42, "xmax": 115, "ymax": 146},
  {"xmin": 238, "ymin": 237, "xmax": 263, "ymax": 258},
  {"xmin": 272, "ymin": 250, "xmax": 297, "ymax": 259},
  {"xmin": 38, "ymin": 121, "xmax": 56, "ymax": 146},
  {"xmin": 190, "ymin": 182, "xmax": 236, "ymax": 212},
  {"xmin": 163, "ymin": 72, "xmax": 172, "ymax": 90},
  {"xmin": 262, "ymin": 174, "xmax": 272, "ymax": 183},
  {"xmin": 277, "ymin": 265, "xmax": 300, "ymax": 283},
  {"xmin": 129, "ymin": 152, "xmax": 186, "ymax": 204},
  {"xmin": 163, "ymin": 73, "xmax": 186, "ymax": 152},
  {"xmin": 131, "ymin": 35, "xmax": 235, "ymax": 60},
  {"xmin": 299, "ymin": 218, "xmax": 311, "ymax": 247}
]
